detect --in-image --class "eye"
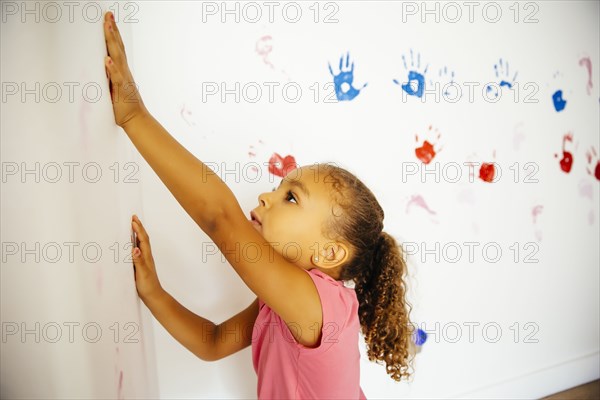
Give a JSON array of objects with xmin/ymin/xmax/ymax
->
[{"xmin": 285, "ymin": 190, "xmax": 297, "ymax": 204}]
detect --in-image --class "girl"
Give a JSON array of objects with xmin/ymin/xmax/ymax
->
[{"xmin": 103, "ymin": 11, "xmax": 414, "ymax": 399}]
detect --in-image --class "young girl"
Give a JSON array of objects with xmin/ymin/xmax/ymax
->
[{"xmin": 103, "ymin": 11, "xmax": 414, "ymax": 399}]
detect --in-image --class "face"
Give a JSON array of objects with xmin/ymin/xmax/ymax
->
[{"xmin": 250, "ymin": 166, "xmax": 350, "ymax": 272}]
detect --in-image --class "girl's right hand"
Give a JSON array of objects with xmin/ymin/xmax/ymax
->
[
  {"xmin": 131, "ymin": 215, "xmax": 164, "ymax": 301},
  {"xmin": 103, "ymin": 11, "xmax": 148, "ymax": 129}
]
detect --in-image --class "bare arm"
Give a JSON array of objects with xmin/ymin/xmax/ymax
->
[
  {"xmin": 143, "ymin": 292, "xmax": 259, "ymax": 362},
  {"xmin": 122, "ymin": 112, "xmax": 235, "ymax": 230}
]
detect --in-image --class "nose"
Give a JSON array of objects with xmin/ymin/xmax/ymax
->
[{"xmin": 258, "ymin": 191, "xmax": 269, "ymax": 207}]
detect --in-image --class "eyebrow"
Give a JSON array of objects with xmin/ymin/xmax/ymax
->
[{"xmin": 280, "ymin": 178, "xmax": 310, "ymax": 197}]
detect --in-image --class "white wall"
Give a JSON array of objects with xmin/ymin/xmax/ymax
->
[
  {"xmin": 1, "ymin": 1, "xmax": 598, "ymax": 399},
  {"xmin": 1, "ymin": 3, "xmax": 158, "ymax": 398}
]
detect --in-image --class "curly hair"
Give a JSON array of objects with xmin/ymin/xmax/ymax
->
[{"xmin": 315, "ymin": 162, "xmax": 415, "ymax": 382}]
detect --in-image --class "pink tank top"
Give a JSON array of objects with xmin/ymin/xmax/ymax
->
[{"xmin": 252, "ymin": 268, "xmax": 367, "ymax": 399}]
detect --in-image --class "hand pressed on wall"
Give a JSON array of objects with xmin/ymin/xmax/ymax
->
[
  {"xmin": 131, "ymin": 215, "xmax": 163, "ymax": 301},
  {"xmin": 103, "ymin": 11, "xmax": 149, "ymax": 129}
]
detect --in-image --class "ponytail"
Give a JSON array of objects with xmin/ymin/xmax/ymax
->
[
  {"xmin": 354, "ymin": 231, "xmax": 414, "ymax": 382},
  {"xmin": 315, "ymin": 163, "xmax": 415, "ymax": 382}
]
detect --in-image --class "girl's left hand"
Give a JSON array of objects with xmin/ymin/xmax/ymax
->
[
  {"xmin": 131, "ymin": 215, "xmax": 164, "ymax": 301},
  {"xmin": 103, "ymin": 11, "xmax": 148, "ymax": 129}
]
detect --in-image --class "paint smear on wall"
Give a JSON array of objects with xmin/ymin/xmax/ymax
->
[
  {"xmin": 248, "ymin": 139, "xmax": 265, "ymax": 173},
  {"xmin": 256, "ymin": 35, "xmax": 275, "ymax": 69},
  {"xmin": 579, "ymin": 179, "xmax": 596, "ymax": 226},
  {"xmin": 405, "ymin": 194, "xmax": 439, "ymax": 224},
  {"xmin": 268, "ymin": 153, "xmax": 297, "ymax": 177},
  {"xmin": 532, "ymin": 205, "xmax": 543, "ymax": 241},
  {"xmin": 248, "ymin": 140, "xmax": 265, "ymax": 158},
  {"xmin": 255, "ymin": 35, "xmax": 292, "ymax": 81},
  {"xmin": 180, "ymin": 103, "xmax": 196, "ymax": 127},
  {"xmin": 513, "ymin": 122, "xmax": 525, "ymax": 151},
  {"xmin": 114, "ymin": 346, "xmax": 124, "ymax": 400},
  {"xmin": 554, "ymin": 133, "xmax": 574, "ymax": 173},
  {"xmin": 579, "ymin": 57, "xmax": 593, "ymax": 95}
]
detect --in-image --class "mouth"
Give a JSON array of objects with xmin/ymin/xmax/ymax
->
[{"xmin": 250, "ymin": 211, "xmax": 262, "ymax": 227}]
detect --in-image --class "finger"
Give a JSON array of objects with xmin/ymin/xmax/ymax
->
[
  {"xmin": 103, "ymin": 17, "xmax": 125, "ymax": 66},
  {"xmin": 131, "ymin": 219, "xmax": 149, "ymax": 242},
  {"xmin": 131, "ymin": 224, "xmax": 153, "ymax": 269},
  {"xmin": 132, "ymin": 245, "xmax": 142, "ymax": 261},
  {"xmin": 105, "ymin": 55, "xmax": 127, "ymax": 94},
  {"xmin": 105, "ymin": 11, "xmax": 126, "ymax": 56}
]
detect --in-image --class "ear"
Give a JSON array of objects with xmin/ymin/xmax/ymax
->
[{"xmin": 314, "ymin": 241, "xmax": 350, "ymax": 270}]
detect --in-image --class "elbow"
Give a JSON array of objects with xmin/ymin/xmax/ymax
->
[
  {"xmin": 207, "ymin": 355, "xmax": 222, "ymax": 363},
  {"xmin": 197, "ymin": 205, "xmax": 226, "ymax": 235},
  {"xmin": 202, "ymin": 202, "xmax": 239, "ymax": 236},
  {"xmin": 198, "ymin": 353, "xmax": 219, "ymax": 362}
]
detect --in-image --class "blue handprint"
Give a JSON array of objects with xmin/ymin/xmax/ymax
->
[
  {"xmin": 328, "ymin": 52, "xmax": 367, "ymax": 101},
  {"xmin": 393, "ymin": 49, "xmax": 429, "ymax": 98},
  {"xmin": 487, "ymin": 58, "xmax": 518, "ymax": 97}
]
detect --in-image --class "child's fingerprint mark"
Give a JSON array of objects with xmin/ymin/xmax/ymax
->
[
  {"xmin": 579, "ymin": 57, "xmax": 593, "ymax": 95},
  {"xmin": 554, "ymin": 133, "xmax": 574, "ymax": 173},
  {"xmin": 406, "ymin": 194, "xmax": 437, "ymax": 215},
  {"xmin": 268, "ymin": 153, "xmax": 297, "ymax": 177}
]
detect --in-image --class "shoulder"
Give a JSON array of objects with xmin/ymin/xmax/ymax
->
[
  {"xmin": 304, "ymin": 269, "xmax": 358, "ymax": 317},
  {"xmin": 297, "ymin": 268, "xmax": 359, "ymax": 350}
]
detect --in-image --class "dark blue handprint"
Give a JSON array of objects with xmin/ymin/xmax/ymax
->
[
  {"xmin": 393, "ymin": 49, "xmax": 429, "ymax": 98},
  {"xmin": 328, "ymin": 52, "xmax": 367, "ymax": 101}
]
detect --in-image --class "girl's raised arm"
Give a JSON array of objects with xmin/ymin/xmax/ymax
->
[
  {"xmin": 103, "ymin": 11, "xmax": 232, "ymax": 231},
  {"xmin": 104, "ymin": 12, "xmax": 323, "ymax": 347}
]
